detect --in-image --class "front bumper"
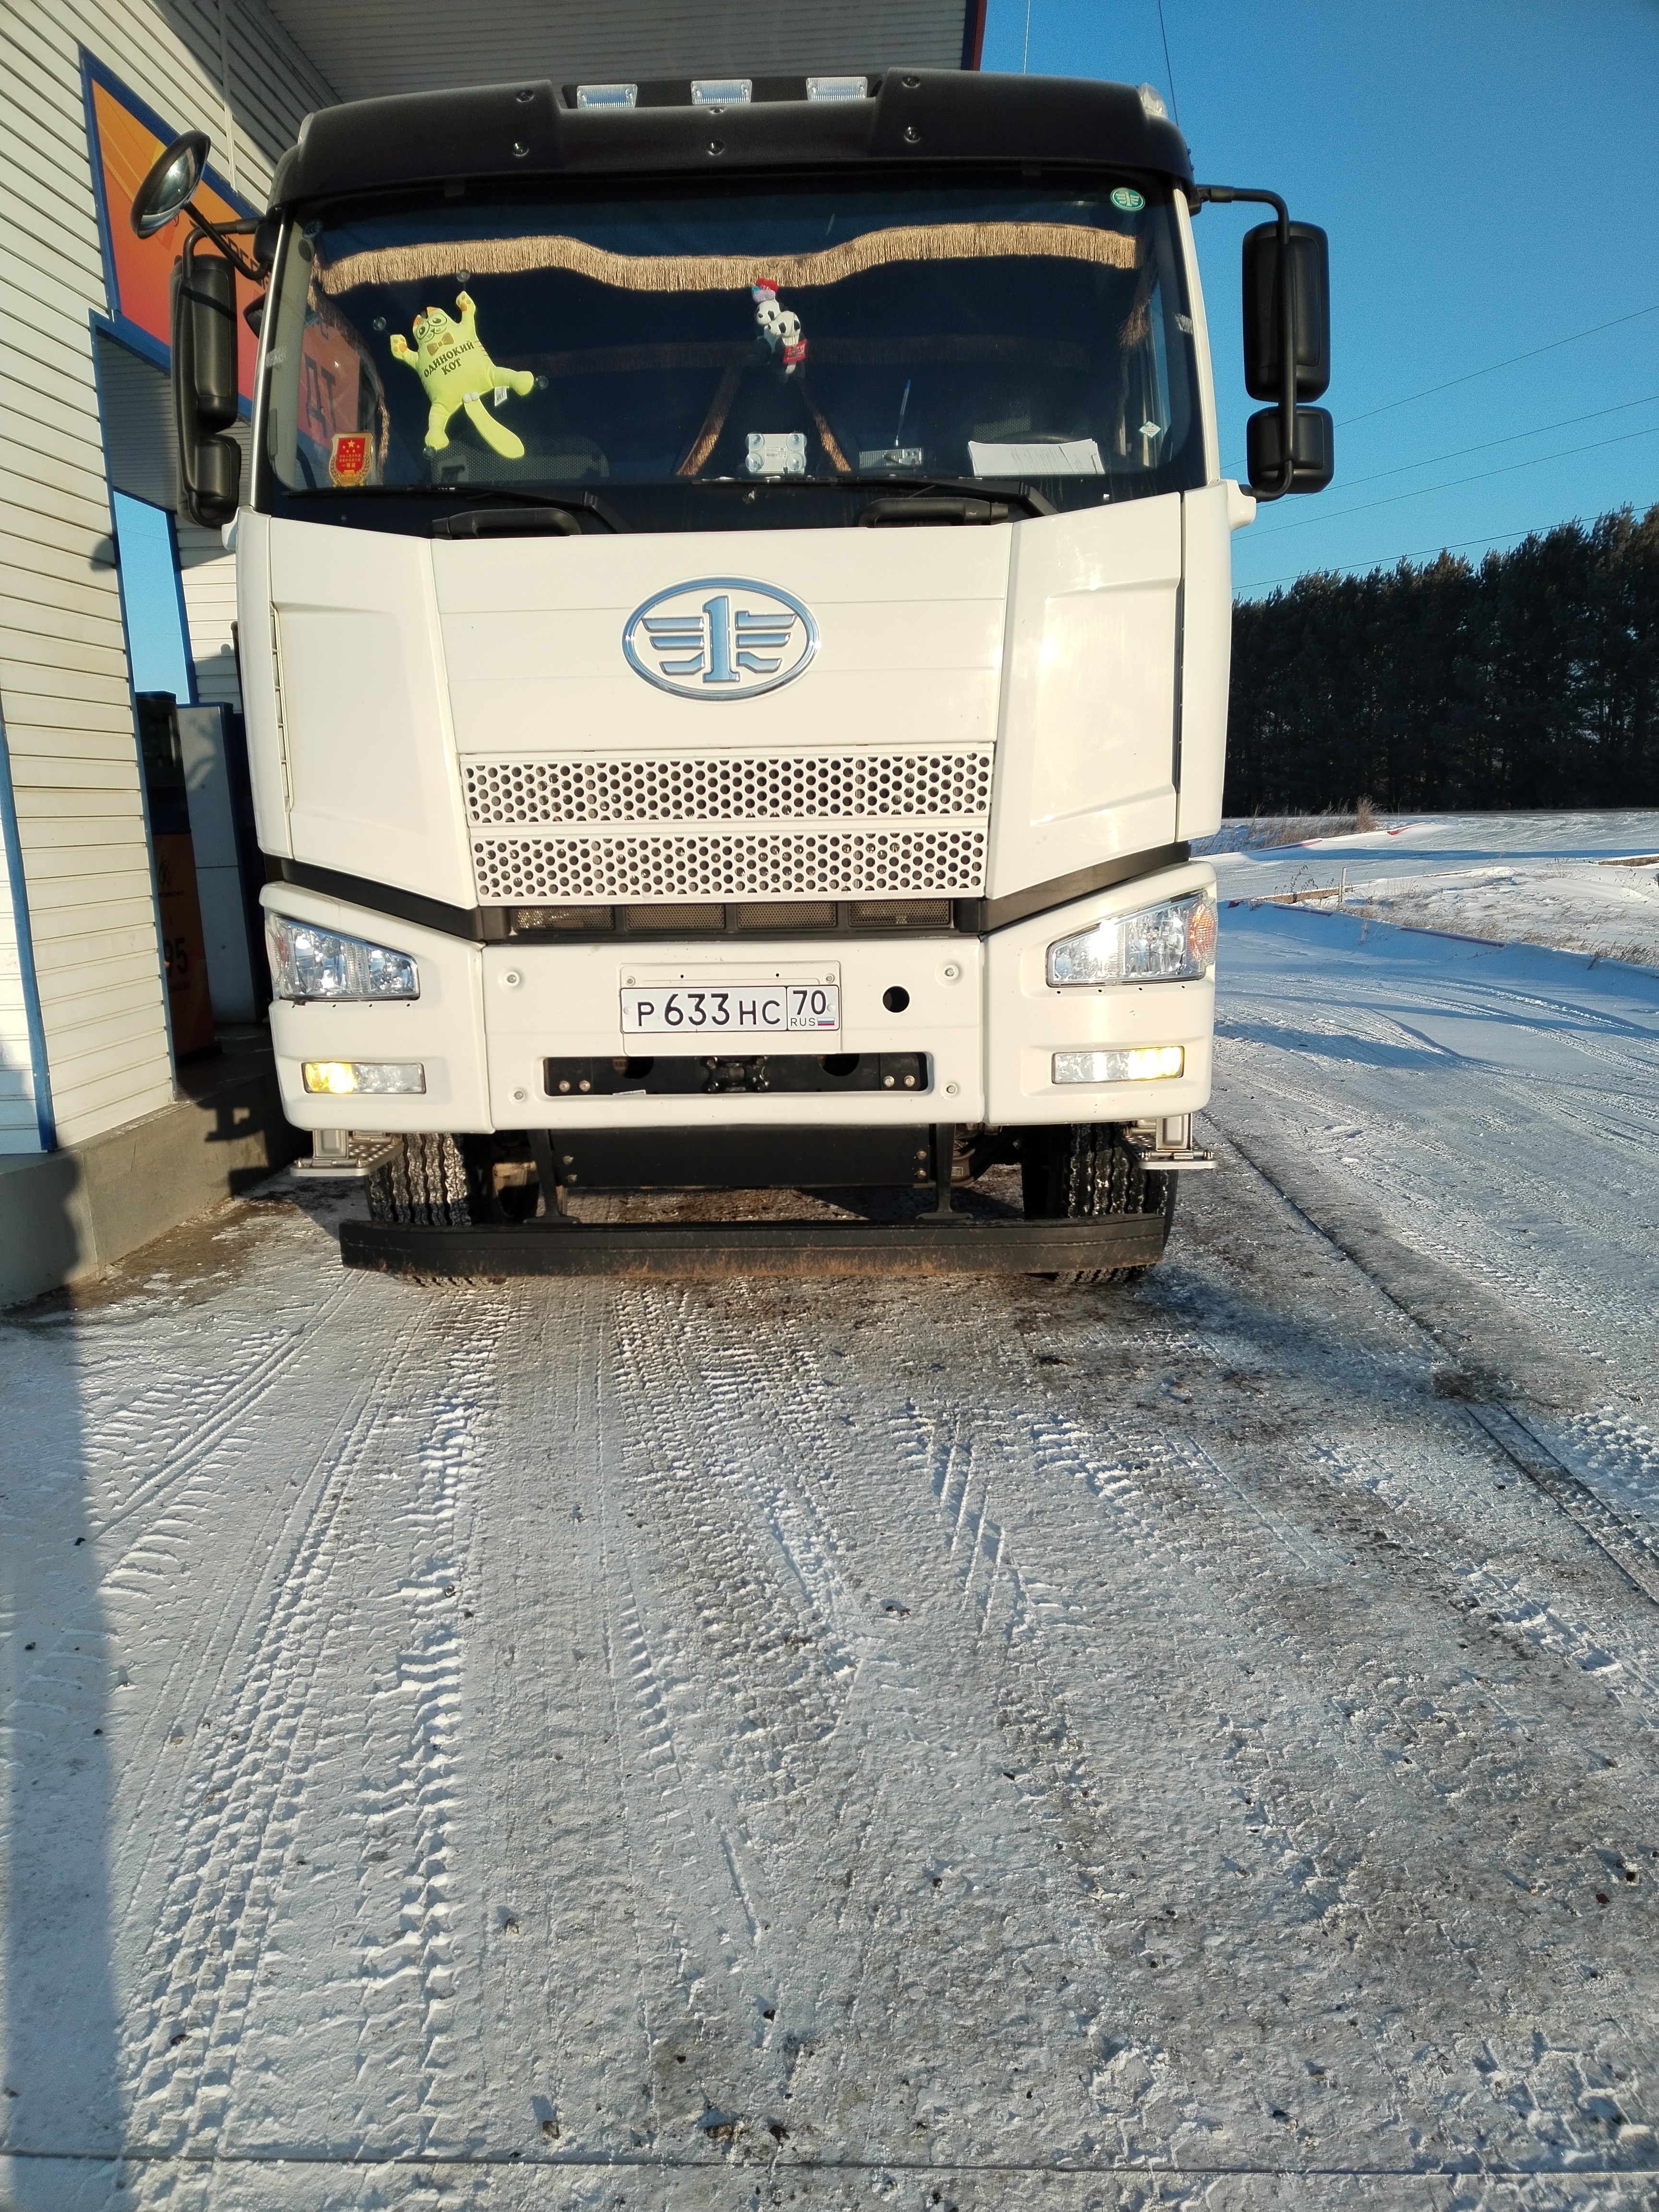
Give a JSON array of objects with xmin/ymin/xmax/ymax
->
[{"xmin": 262, "ymin": 860, "xmax": 1215, "ymax": 1132}]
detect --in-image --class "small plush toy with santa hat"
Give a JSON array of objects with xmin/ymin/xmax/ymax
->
[{"xmin": 752, "ymin": 280, "xmax": 807, "ymax": 375}]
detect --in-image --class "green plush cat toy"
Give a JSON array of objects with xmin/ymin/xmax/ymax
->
[{"xmin": 390, "ymin": 291, "xmax": 534, "ymax": 458}]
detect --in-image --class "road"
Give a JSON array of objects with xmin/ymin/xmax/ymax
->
[{"xmin": 3, "ymin": 900, "xmax": 1658, "ymax": 2212}]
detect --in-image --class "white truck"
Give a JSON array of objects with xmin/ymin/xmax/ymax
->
[{"xmin": 135, "ymin": 66, "xmax": 1332, "ymax": 1277}]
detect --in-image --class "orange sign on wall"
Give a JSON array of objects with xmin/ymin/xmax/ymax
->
[{"xmin": 82, "ymin": 52, "xmax": 261, "ymax": 406}]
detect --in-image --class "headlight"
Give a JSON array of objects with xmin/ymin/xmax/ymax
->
[
  {"xmin": 1046, "ymin": 891, "xmax": 1216, "ymax": 987},
  {"xmin": 266, "ymin": 914, "xmax": 419, "ymax": 1002}
]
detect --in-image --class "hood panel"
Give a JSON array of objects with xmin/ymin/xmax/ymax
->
[
  {"xmin": 269, "ymin": 520, "xmax": 475, "ymax": 908},
  {"xmin": 434, "ymin": 528, "xmax": 1010, "ymax": 757},
  {"xmin": 264, "ymin": 506, "xmax": 1190, "ymax": 914},
  {"xmin": 987, "ymin": 494, "xmax": 1181, "ymax": 897}
]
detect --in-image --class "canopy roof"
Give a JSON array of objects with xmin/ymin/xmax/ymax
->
[{"xmin": 263, "ymin": 0, "xmax": 987, "ymax": 104}]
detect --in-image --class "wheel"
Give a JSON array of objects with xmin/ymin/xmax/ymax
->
[
  {"xmin": 1018, "ymin": 1123, "xmax": 1177, "ymax": 1283},
  {"xmin": 367, "ymin": 1132, "xmax": 478, "ymax": 1226}
]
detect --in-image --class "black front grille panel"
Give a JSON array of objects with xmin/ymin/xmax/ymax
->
[
  {"xmin": 544, "ymin": 1052, "xmax": 930, "ymax": 1097},
  {"xmin": 511, "ymin": 899, "xmax": 965, "ymax": 940}
]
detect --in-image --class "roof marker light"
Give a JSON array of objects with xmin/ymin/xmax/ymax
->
[
  {"xmin": 1138, "ymin": 82, "xmax": 1168, "ymax": 119},
  {"xmin": 806, "ymin": 75, "xmax": 868, "ymax": 100},
  {"xmin": 576, "ymin": 83, "xmax": 637, "ymax": 108},
  {"xmin": 692, "ymin": 79, "xmax": 751, "ymax": 105}
]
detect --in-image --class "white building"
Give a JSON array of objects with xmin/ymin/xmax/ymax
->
[{"xmin": 0, "ymin": 0, "xmax": 981, "ymax": 1299}]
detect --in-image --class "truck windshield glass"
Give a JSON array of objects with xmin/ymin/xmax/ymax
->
[{"xmin": 262, "ymin": 172, "xmax": 1204, "ymax": 527}]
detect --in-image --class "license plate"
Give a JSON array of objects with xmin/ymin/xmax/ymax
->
[{"xmin": 619, "ymin": 982, "xmax": 840, "ymax": 1036}]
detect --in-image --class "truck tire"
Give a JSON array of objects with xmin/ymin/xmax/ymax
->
[
  {"xmin": 366, "ymin": 1132, "xmax": 477, "ymax": 1227},
  {"xmin": 1019, "ymin": 1123, "xmax": 1176, "ymax": 1284}
]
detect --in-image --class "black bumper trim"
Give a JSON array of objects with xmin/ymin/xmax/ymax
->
[
  {"xmin": 339, "ymin": 1211, "xmax": 1169, "ymax": 1279},
  {"xmin": 275, "ymin": 845, "xmax": 1193, "ymax": 948},
  {"xmin": 276, "ymin": 860, "xmax": 492, "ymax": 940},
  {"xmin": 967, "ymin": 845, "xmax": 1190, "ymax": 931}
]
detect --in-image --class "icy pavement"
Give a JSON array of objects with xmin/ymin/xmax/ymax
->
[
  {"xmin": 1205, "ymin": 811, "xmax": 1659, "ymax": 970},
  {"xmin": 4, "ymin": 914, "xmax": 1659, "ymax": 2211}
]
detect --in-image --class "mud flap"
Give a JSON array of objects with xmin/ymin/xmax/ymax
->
[{"xmin": 338, "ymin": 1212, "xmax": 1171, "ymax": 1279}]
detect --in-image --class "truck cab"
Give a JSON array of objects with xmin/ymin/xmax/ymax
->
[{"xmin": 142, "ymin": 67, "xmax": 1332, "ymax": 1273}]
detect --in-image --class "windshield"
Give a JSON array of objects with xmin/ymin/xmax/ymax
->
[{"xmin": 260, "ymin": 170, "xmax": 1206, "ymax": 531}]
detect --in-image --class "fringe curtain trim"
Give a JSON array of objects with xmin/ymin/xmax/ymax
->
[{"xmin": 317, "ymin": 222, "xmax": 1141, "ymax": 298}]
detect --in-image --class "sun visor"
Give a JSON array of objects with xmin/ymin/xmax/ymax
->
[
  {"xmin": 282, "ymin": 81, "xmax": 568, "ymax": 204},
  {"xmin": 870, "ymin": 70, "xmax": 1191, "ymax": 178},
  {"xmin": 272, "ymin": 69, "xmax": 1193, "ymax": 208}
]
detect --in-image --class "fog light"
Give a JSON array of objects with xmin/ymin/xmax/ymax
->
[
  {"xmin": 1053, "ymin": 1046, "xmax": 1184, "ymax": 1084},
  {"xmin": 302, "ymin": 1060, "xmax": 426, "ymax": 1096}
]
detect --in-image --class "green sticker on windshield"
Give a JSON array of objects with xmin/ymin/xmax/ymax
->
[{"xmin": 1111, "ymin": 186, "xmax": 1145, "ymax": 212}]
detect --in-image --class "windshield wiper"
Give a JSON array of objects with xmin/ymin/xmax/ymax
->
[
  {"xmin": 859, "ymin": 494, "xmax": 1010, "ymax": 527},
  {"xmin": 692, "ymin": 473, "xmax": 1058, "ymax": 520},
  {"xmin": 307, "ymin": 483, "xmax": 623, "ymax": 533},
  {"xmin": 428, "ymin": 490, "xmax": 622, "ymax": 536}
]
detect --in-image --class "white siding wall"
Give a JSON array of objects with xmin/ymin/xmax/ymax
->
[
  {"xmin": 0, "ymin": 751, "xmax": 43, "ymax": 1153},
  {"xmin": 178, "ymin": 529, "xmax": 244, "ymax": 710},
  {"xmin": 0, "ymin": 0, "xmax": 330, "ymax": 1146}
]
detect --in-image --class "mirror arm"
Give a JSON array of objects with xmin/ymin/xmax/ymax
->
[
  {"xmin": 180, "ymin": 206, "xmax": 266, "ymax": 286},
  {"xmin": 1193, "ymin": 184, "xmax": 1295, "ymax": 501}
]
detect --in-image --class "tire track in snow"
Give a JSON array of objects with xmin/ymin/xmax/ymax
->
[
  {"xmin": 348, "ymin": 1292, "xmax": 509, "ymax": 2154},
  {"xmin": 582, "ymin": 1283, "xmax": 850, "ymax": 2100},
  {"xmin": 1217, "ymin": 1120, "xmax": 1659, "ymax": 1608},
  {"xmin": 91, "ymin": 1282, "xmax": 395, "ymax": 1926},
  {"xmin": 1211, "ymin": 1028, "xmax": 1654, "ymax": 1390},
  {"xmin": 118, "ymin": 1290, "xmax": 498, "ymax": 2187},
  {"xmin": 624, "ymin": 1285, "xmax": 1131, "ymax": 2159},
  {"xmin": 84, "ymin": 1257, "xmax": 366, "ymax": 1550},
  {"xmin": 608, "ymin": 1283, "xmax": 863, "ymax": 1767},
  {"xmin": 1006, "ymin": 1254, "xmax": 1659, "ymax": 2169},
  {"xmin": 732, "ymin": 1263, "xmax": 1652, "ymax": 2175}
]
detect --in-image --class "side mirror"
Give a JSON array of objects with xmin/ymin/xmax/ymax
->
[
  {"xmin": 1243, "ymin": 220, "xmax": 1330, "ymax": 399},
  {"xmin": 131, "ymin": 132, "xmax": 210, "ymax": 237},
  {"xmin": 1242, "ymin": 218, "xmax": 1332, "ymax": 496},
  {"xmin": 1246, "ymin": 404, "xmax": 1334, "ymax": 495},
  {"xmin": 172, "ymin": 248, "xmax": 241, "ymax": 527}
]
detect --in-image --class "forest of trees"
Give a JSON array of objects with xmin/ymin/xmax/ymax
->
[{"xmin": 1224, "ymin": 503, "xmax": 1659, "ymax": 814}]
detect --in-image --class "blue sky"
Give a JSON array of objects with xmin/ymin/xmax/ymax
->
[
  {"xmin": 982, "ymin": 0, "xmax": 1659, "ymax": 596},
  {"xmin": 111, "ymin": 492, "xmax": 194, "ymax": 702}
]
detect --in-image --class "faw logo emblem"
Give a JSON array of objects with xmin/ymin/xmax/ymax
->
[{"xmin": 622, "ymin": 577, "xmax": 818, "ymax": 701}]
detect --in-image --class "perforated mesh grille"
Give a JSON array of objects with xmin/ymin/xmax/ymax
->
[
  {"xmin": 464, "ymin": 751, "xmax": 994, "ymax": 827},
  {"xmin": 471, "ymin": 831, "xmax": 988, "ymax": 903}
]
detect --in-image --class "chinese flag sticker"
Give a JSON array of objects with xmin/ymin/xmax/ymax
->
[{"xmin": 329, "ymin": 433, "xmax": 370, "ymax": 487}]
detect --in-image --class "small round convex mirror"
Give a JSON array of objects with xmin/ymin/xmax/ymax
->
[{"xmin": 131, "ymin": 131, "xmax": 211, "ymax": 237}]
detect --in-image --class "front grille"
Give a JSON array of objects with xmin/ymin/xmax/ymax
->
[
  {"xmin": 463, "ymin": 749, "xmax": 994, "ymax": 826},
  {"xmin": 472, "ymin": 829, "xmax": 988, "ymax": 903}
]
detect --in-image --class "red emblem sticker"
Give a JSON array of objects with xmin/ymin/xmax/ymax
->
[{"xmin": 329, "ymin": 433, "xmax": 370, "ymax": 487}]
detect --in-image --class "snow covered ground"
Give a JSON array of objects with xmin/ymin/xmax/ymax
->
[
  {"xmin": 1202, "ymin": 812, "xmax": 1659, "ymax": 971},
  {"xmin": 4, "ymin": 840, "xmax": 1659, "ymax": 2211}
]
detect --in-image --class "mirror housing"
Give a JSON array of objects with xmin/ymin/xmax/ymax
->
[
  {"xmin": 1195, "ymin": 186, "xmax": 1334, "ymax": 500},
  {"xmin": 172, "ymin": 247, "xmax": 241, "ymax": 527},
  {"xmin": 1243, "ymin": 220, "xmax": 1330, "ymax": 402},
  {"xmin": 131, "ymin": 131, "xmax": 210, "ymax": 237},
  {"xmin": 1247, "ymin": 404, "xmax": 1334, "ymax": 496}
]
